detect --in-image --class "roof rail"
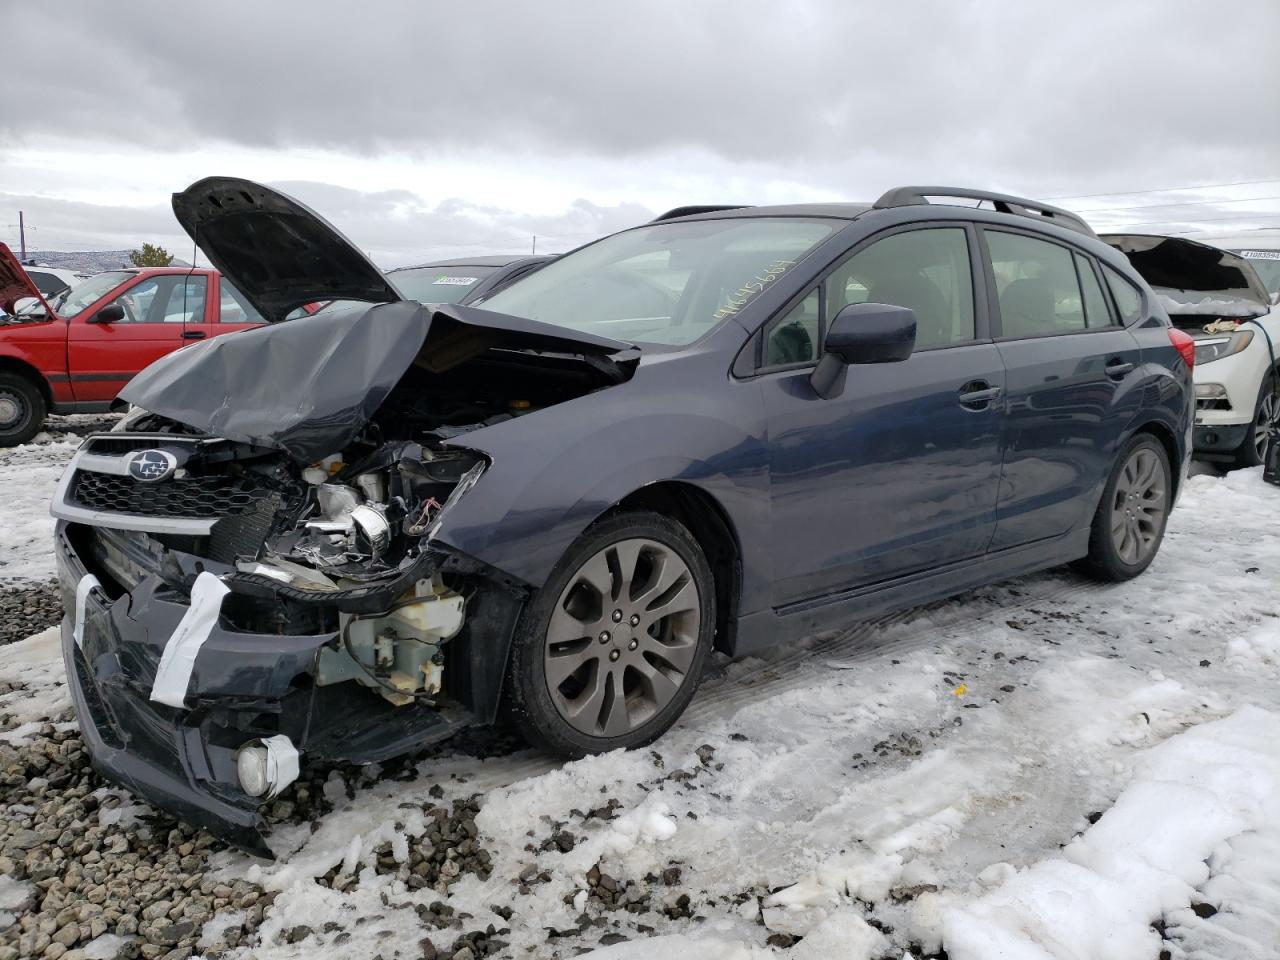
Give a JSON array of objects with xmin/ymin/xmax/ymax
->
[
  {"xmin": 650, "ymin": 205, "xmax": 750, "ymax": 222},
  {"xmin": 873, "ymin": 186, "xmax": 1095, "ymax": 237}
]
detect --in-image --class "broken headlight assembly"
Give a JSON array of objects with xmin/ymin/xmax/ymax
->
[{"xmin": 230, "ymin": 444, "xmax": 486, "ymax": 704}]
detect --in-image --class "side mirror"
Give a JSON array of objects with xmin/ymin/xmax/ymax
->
[
  {"xmin": 811, "ymin": 302, "xmax": 917, "ymax": 399},
  {"xmin": 90, "ymin": 303, "xmax": 125, "ymax": 324}
]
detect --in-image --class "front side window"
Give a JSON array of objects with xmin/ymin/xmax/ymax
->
[
  {"xmin": 824, "ymin": 227, "xmax": 975, "ymax": 350},
  {"xmin": 1101, "ymin": 264, "xmax": 1144, "ymax": 325},
  {"xmin": 987, "ymin": 232, "xmax": 1086, "ymax": 338},
  {"xmin": 219, "ymin": 280, "xmax": 265, "ymax": 324},
  {"xmin": 478, "ymin": 218, "xmax": 837, "ymax": 346},
  {"xmin": 110, "ymin": 276, "xmax": 207, "ymax": 324}
]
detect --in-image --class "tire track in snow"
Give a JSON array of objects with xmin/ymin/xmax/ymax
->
[{"xmin": 681, "ymin": 570, "xmax": 1097, "ymax": 726}]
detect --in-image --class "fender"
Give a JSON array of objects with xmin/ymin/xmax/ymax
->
[
  {"xmin": 431, "ymin": 351, "xmax": 773, "ymax": 611},
  {"xmin": 0, "ymin": 342, "xmax": 64, "ymax": 404}
]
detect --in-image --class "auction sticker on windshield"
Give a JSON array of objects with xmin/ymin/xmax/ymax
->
[
  {"xmin": 1239, "ymin": 250, "xmax": 1280, "ymax": 260},
  {"xmin": 433, "ymin": 276, "xmax": 479, "ymax": 285}
]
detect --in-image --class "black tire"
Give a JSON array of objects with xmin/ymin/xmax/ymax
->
[
  {"xmin": 1073, "ymin": 434, "xmax": 1172, "ymax": 582},
  {"xmin": 504, "ymin": 510, "xmax": 715, "ymax": 758},
  {"xmin": 0, "ymin": 372, "xmax": 47, "ymax": 447},
  {"xmin": 1234, "ymin": 372, "xmax": 1278, "ymax": 468}
]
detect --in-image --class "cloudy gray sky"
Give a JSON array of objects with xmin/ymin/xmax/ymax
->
[{"xmin": 4, "ymin": 0, "xmax": 1278, "ymax": 266}]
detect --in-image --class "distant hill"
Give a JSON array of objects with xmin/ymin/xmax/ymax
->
[{"xmin": 18, "ymin": 250, "xmax": 193, "ymax": 274}]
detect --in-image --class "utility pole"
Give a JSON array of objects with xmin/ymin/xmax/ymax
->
[
  {"xmin": 18, "ymin": 211, "xmax": 26, "ymax": 261},
  {"xmin": 532, "ymin": 235, "xmax": 537, "ymax": 255}
]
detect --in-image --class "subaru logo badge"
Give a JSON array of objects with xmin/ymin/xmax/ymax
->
[{"xmin": 126, "ymin": 449, "xmax": 178, "ymax": 483}]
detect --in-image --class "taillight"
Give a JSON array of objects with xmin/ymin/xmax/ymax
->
[{"xmin": 1168, "ymin": 327, "xmax": 1196, "ymax": 369}]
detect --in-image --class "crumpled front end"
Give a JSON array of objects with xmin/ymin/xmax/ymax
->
[
  {"xmin": 51, "ymin": 429, "xmax": 526, "ymax": 854},
  {"xmin": 50, "ymin": 285, "xmax": 636, "ymax": 850}
]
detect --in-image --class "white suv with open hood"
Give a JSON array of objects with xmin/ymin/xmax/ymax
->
[{"xmin": 1103, "ymin": 234, "xmax": 1279, "ymax": 466}]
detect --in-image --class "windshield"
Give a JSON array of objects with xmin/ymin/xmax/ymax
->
[
  {"xmin": 1235, "ymin": 249, "xmax": 1280, "ymax": 296},
  {"xmin": 391, "ymin": 265, "xmax": 500, "ymax": 304},
  {"xmin": 53, "ymin": 271, "xmax": 133, "ymax": 317},
  {"xmin": 477, "ymin": 218, "xmax": 838, "ymax": 345}
]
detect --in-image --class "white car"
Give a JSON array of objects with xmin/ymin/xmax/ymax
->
[
  {"xmin": 20, "ymin": 263, "xmax": 90, "ymax": 300},
  {"xmin": 1104, "ymin": 234, "xmax": 1279, "ymax": 466}
]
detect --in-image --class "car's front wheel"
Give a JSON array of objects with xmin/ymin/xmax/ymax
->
[
  {"xmin": 1074, "ymin": 433, "xmax": 1172, "ymax": 582},
  {"xmin": 504, "ymin": 511, "xmax": 715, "ymax": 758},
  {"xmin": 0, "ymin": 372, "xmax": 47, "ymax": 447},
  {"xmin": 1237, "ymin": 372, "xmax": 1278, "ymax": 468}
]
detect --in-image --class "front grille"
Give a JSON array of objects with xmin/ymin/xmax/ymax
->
[{"xmin": 69, "ymin": 471, "xmax": 272, "ymax": 520}]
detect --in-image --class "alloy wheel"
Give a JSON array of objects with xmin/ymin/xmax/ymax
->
[
  {"xmin": 544, "ymin": 537, "xmax": 701, "ymax": 738},
  {"xmin": 1110, "ymin": 447, "xmax": 1167, "ymax": 565},
  {"xmin": 1253, "ymin": 389, "xmax": 1278, "ymax": 464}
]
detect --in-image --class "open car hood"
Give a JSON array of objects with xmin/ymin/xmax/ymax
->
[
  {"xmin": 0, "ymin": 242, "xmax": 55, "ymax": 317},
  {"xmin": 1101, "ymin": 233, "xmax": 1272, "ymax": 318},
  {"xmin": 172, "ymin": 177, "xmax": 403, "ymax": 322},
  {"xmin": 119, "ymin": 299, "xmax": 637, "ymax": 463}
]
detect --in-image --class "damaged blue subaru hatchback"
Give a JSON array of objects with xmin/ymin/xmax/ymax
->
[{"xmin": 52, "ymin": 179, "xmax": 1192, "ymax": 852}]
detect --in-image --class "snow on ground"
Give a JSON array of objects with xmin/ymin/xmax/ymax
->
[
  {"xmin": 0, "ymin": 628, "xmax": 69, "ymax": 745},
  {"xmin": 0, "ymin": 414, "xmax": 117, "ymax": 585},
  {"xmin": 1, "ymin": 441, "xmax": 1279, "ymax": 958}
]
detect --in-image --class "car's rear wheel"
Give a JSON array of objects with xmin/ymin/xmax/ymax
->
[
  {"xmin": 1073, "ymin": 434, "xmax": 1171, "ymax": 582},
  {"xmin": 504, "ymin": 511, "xmax": 715, "ymax": 758},
  {"xmin": 1236, "ymin": 372, "xmax": 1278, "ymax": 468},
  {"xmin": 0, "ymin": 372, "xmax": 46, "ymax": 447}
]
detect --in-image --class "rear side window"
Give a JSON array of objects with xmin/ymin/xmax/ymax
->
[
  {"xmin": 1074, "ymin": 254, "xmax": 1113, "ymax": 327},
  {"xmin": 1102, "ymin": 265, "xmax": 1144, "ymax": 324},
  {"xmin": 824, "ymin": 227, "xmax": 975, "ymax": 350},
  {"xmin": 987, "ymin": 232, "xmax": 1086, "ymax": 338}
]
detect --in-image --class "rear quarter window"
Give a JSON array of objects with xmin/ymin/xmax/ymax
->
[{"xmin": 1102, "ymin": 265, "xmax": 1144, "ymax": 325}]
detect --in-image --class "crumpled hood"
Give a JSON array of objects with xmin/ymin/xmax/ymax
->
[
  {"xmin": 119, "ymin": 299, "xmax": 635, "ymax": 463},
  {"xmin": 1101, "ymin": 233, "xmax": 1271, "ymax": 318},
  {"xmin": 0, "ymin": 242, "xmax": 55, "ymax": 316}
]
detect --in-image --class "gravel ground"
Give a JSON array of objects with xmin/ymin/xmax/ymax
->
[
  {"xmin": 0, "ymin": 724, "xmax": 271, "ymax": 960},
  {"xmin": 0, "ymin": 583, "xmax": 62, "ymax": 648},
  {"xmin": 0, "ymin": 694, "xmax": 530, "ymax": 960}
]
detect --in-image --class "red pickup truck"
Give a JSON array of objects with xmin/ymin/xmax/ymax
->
[{"xmin": 0, "ymin": 242, "xmax": 265, "ymax": 445}]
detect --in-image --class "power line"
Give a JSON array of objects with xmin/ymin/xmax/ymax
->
[
  {"xmin": 1072, "ymin": 195, "xmax": 1280, "ymax": 215},
  {"xmin": 1097, "ymin": 212, "xmax": 1280, "ymax": 230},
  {"xmin": 1043, "ymin": 177, "xmax": 1280, "ymax": 202}
]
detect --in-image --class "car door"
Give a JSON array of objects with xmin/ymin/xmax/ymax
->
[
  {"xmin": 980, "ymin": 228, "xmax": 1144, "ymax": 550},
  {"xmin": 758, "ymin": 224, "xmax": 1007, "ymax": 606},
  {"xmin": 66, "ymin": 274, "xmax": 209, "ymax": 401}
]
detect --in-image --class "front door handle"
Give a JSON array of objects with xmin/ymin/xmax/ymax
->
[
  {"xmin": 958, "ymin": 381, "xmax": 1002, "ymax": 410},
  {"xmin": 1105, "ymin": 357, "xmax": 1134, "ymax": 379},
  {"xmin": 182, "ymin": 329, "xmax": 206, "ymax": 340}
]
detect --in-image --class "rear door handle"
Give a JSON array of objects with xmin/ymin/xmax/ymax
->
[
  {"xmin": 182, "ymin": 330, "xmax": 206, "ymax": 340},
  {"xmin": 1105, "ymin": 357, "xmax": 1134, "ymax": 379},
  {"xmin": 958, "ymin": 381, "xmax": 1002, "ymax": 410}
]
